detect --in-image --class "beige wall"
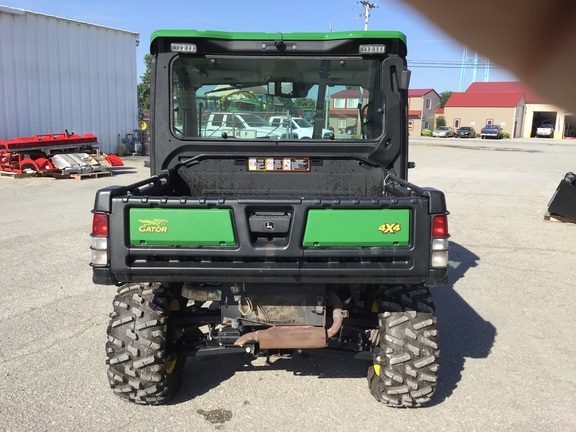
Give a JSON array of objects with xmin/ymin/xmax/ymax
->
[
  {"xmin": 523, "ymin": 103, "xmax": 568, "ymax": 139},
  {"xmin": 410, "ymin": 98, "xmax": 423, "ymax": 110},
  {"xmin": 443, "ymin": 105, "xmax": 525, "ymax": 137},
  {"xmin": 408, "ymin": 117, "xmax": 422, "ymax": 136}
]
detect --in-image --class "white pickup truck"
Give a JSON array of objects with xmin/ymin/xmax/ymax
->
[
  {"xmin": 203, "ymin": 113, "xmax": 284, "ymax": 138},
  {"xmin": 536, "ymin": 122, "xmax": 555, "ymax": 138},
  {"xmin": 268, "ymin": 115, "xmax": 332, "ymax": 139}
]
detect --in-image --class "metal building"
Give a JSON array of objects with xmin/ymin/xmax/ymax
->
[{"xmin": 0, "ymin": 6, "xmax": 139, "ymax": 153}]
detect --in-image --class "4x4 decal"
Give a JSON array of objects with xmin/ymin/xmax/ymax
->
[{"xmin": 378, "ymin": 222, "xmax": 401, "ymax": 234}]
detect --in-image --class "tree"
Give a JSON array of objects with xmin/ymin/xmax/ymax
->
[
  {"xmin": 137, "ymin": 54, "xmax": 153, "ymax": 110},
  {"xmin": 294, "ymin": 98, "xmax": 316, "ymax": 110},
  {"xmin": 435, "ymin": 115, "xmax": 446, "ymax": 128},
  {"xmin": 439, "ymin": 91, "xmax": 452, "ymax": 108}
]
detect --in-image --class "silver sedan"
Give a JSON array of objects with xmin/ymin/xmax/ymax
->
[{"xmin": 432, "ymin": 126, "xmax": 455, "ymax": 137}]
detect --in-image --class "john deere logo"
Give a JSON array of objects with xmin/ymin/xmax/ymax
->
[
  {"xmin": 138, "ymin": 218, "xmax": 168, "ymax": 233},
  {"xmin": 378, "ymin": 223, "xmax": 401, "ymax": 234}
]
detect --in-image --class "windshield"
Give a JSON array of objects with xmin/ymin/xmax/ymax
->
[
  {"xmin": 239, "ymin": 114, "xmax": 270, "ymax": 128},
  {"xmin": 171, "ymin": 56, "xmax": 384, "ymax": 140},
  {"xmin": 293, "ymin": 118, "xmax": 313, "ymax": 128}
]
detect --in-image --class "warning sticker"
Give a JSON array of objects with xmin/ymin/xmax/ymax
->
[{"xmin": 248, "ymin": 157, "xmax": 310, "ymax": 172}]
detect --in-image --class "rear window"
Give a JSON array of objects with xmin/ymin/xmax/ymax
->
[{"xmin": 171, "ymin": 56, "xmax": 384, "ymax": 141}]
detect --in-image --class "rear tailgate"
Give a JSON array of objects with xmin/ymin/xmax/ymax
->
[{"xmin": 100, "ymin": 195, "xmax": 435, "ymax": 285}]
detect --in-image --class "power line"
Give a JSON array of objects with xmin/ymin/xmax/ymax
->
[
  {"xmin": 408, "ymin": 60, "xmax": 491, "ymax": 65},
  {"xmin": 409, "ymin": 65, "xmax": 497, "ymax": 69},
  {"xmin": 408, "ymin": 60, "xmax": 503, "ymax": 70}
]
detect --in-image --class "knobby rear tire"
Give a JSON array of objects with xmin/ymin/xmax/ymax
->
[
  {"xmin": 368, "ymin": 285, "xmax": 439, "ymax": 408},
  {"xmin": 105, "ymin": 283, "xmax": 185, "ymax": 405}
]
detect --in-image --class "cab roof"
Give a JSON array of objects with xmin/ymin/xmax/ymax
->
[{"xmin": 150, "ymin": 29, "xmax": 407, "ymax": 56}]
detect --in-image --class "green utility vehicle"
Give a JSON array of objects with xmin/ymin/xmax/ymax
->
[{"xmin": 91, "ymin": 30, "xmax": 449, "ymax": 407}]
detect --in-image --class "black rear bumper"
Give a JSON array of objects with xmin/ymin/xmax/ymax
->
[{"xmin": 93, "ymin": 192, "xmax": 448, "ymax": 287}]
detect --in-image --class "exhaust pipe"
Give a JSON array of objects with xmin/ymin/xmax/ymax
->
[
  {"xmin": 326, "ymin": 290, "xmax": 346, "ymax": 338},
  {"xmin": 234, "ymin": 290, "xmax": 347, "ymax": 349},
  {"xmin": 235, "ymin": 326, "xmax": 326, "ymax": 349}
]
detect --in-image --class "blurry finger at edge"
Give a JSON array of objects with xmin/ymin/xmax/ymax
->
[{"xmin": 402, "ymin": 0, "xmax": 576, "ymax": 113}]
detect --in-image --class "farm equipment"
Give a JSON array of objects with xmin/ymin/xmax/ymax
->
[
  {"xmin": 92, "ymin": 30, "xmax": 449, "ymax": 407},
  {"xmin": 0, "ymin": 132, "xmax": 122, "ymax": 176}
]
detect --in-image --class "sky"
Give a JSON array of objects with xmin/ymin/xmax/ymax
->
[{"xmin": 2, "ymin": 0, "xmax": 517, "ymax": 93}]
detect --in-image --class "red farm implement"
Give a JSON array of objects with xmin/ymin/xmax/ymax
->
[{"xmin": 0, "ymin": 132, "xmax": 122, "ymax": 176}]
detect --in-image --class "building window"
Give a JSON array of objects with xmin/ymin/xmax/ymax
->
[
  {"xmin": 337, "ymin": 119, "xmax": 347, "ymax": 129},
  {"xmin": 453, "ymin": 118, "xmax": 461, "ymax": 129},
  {"xmin": 347, "ymin": 98, "xmax": 359, "ymax": 108},
  {"xmin": 486, "ymin": 119, "xmax": 493, "ymax": 125},
  {"xmin": 426, "ymin": 98, "xmax": 432, "ymax": 109},
  {"xmin": 334, "ymin": 98, "xmax": 345, "ymax": 109},
  {"xmin": 408, "ymin": 120, "xmax": 414, "ymax": 131}
]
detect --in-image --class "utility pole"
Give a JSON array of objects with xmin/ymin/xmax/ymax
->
[
  {"xmin": 459, "ymin": 47, "xmax": 468, "ymax": 92},
  {"xmin": 484, "ymin": 58, "xmax": 491, "ymax": 82},
  {"xmin": 472, "ymin": 51, "xmax": 479, "ymax": 83},
  {"xmin": 359, "ymin": 1, "xmax": 378, "ymax": 30}
]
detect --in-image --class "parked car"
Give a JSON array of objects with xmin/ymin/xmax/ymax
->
[
  {"xmin": 480, "ymin": 124, "xmax": 503, "ymax": 139},
  {"xmin": 432, "ymin": 126, "xmax": 455, "ymax": 138},
  {"xmin": 268, "ymin": 116, "xmax": 331, "ymax": 139},
  {"xmin": 456, "ymin": 126, "xmax": 476, "ymax": 138},
  {"xmin": 345, "ymin": 123, "xmax": 358, "ymax": 135},
  {"xmin": 204, "ymin": 113, "xmax": 284, "ymax": 138},
  {"xmin": 536, "ymin": 122, "xmax": 555, "ymax": 138}
]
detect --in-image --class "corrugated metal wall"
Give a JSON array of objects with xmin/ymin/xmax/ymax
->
[{"xmin": 0, "ymin": 7, "xmax": 139, "ymax": 153}]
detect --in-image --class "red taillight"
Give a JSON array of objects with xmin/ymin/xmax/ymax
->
[
  {"xmin": 92, "ymin": 213, "xmax": 108, "ymax": 236},
  {"xmin": 432, "ymin": 215, "xmax": 448, "ymax": 238}
]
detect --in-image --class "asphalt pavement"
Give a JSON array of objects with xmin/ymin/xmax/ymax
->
[{"xmin": 1, "ymin": 137, "xmax": 575, "ymax": 431}]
